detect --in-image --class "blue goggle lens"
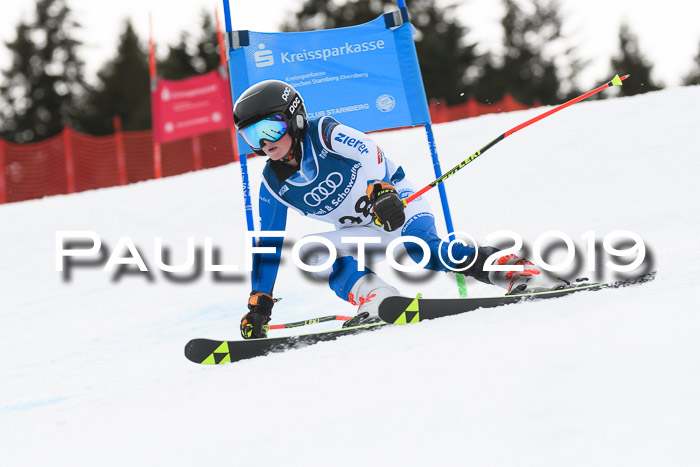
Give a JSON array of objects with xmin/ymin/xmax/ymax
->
[{"xmin": 239, "ymin": 115, "xmax": 288, "ymax": 150}]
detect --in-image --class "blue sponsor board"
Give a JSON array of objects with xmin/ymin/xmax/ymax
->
[{"xmin": 229, "ymin": 15, "xmax": 430, "ymax": 155}]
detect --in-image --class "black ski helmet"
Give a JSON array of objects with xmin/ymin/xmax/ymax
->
[{"xmin": 233, "ymin": 80, "xmax": 307, "ymax": 156}]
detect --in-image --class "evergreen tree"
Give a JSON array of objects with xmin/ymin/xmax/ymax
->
[
  {"xmin": 158, "ymin": 32, "xmax": 199, "ymax": 80},
  {"xmin": 282, "ymin": 0, "xmax": 479, "ymax": 105},
  {"xmin": 683, "ymin": 39, "xmax": 700, "ymax": 86},
  {"xmin": 78, "ymin": 19, "xmax": 151, "ymax": 135},
  {"xmin": 0, "ymin": 0, "xmax": 87, "ymax": 143},
  {"xmin": 470, "ymin": 59, "xmax": 507, "ymax": 104},
  {"xmin": 192, "ymin": 11, "xmax": 222, "ymax": 74},
  {"xmin": 158, "ymin": 11, "xmax": 222, "ymax": 80},
  {"xmin": 607, "ymin": 23, "xmax": 663, "ymax": 96},
  {"xmin": 0, "ymin": 22, "xmax": 38, "ymax": 141},
  {"xmin": 412, "ymin": 1, "xmax": 479, "ymax": 105},
  {"xmin": 472, "ymin": 0, "xmax": 578, "ymax": 106},
  {"xmin": 283, "ymin": 0, "xmax": 388, "ymax": 31}
]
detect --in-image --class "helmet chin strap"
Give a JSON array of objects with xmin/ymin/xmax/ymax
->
[
  {"xmin": 280, "ymin": 138, "xmax": 300, "ymax": 163},
  {"xmin": 276, "ymin": 115, "xmax": 305, "ymax": 162}
]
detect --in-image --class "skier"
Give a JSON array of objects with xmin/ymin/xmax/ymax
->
[{"xmin": 234, "ymin": 80, "xmax": 560, "ymax": 339}]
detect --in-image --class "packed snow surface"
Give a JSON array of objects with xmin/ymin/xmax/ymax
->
[{"xmin": 1, "ymin": 87, "xmax": 699, "ymax": 466}]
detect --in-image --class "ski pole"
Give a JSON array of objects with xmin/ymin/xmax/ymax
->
[
  {"xmin": 264, "ymin": 315, "xmax": 353, "ymax": 331},
  {"xmin": 404, "ymin": 74, "xmax": 629, "ymax": 205}
]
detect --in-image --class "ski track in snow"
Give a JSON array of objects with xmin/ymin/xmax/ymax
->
[{"xmin": 1, "ymin": 87, "xmax": 699, "ymax": 466}]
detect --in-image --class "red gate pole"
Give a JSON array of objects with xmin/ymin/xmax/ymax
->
[
  {"xmin": 62, "ymin": 126, "xmax": 76, "ymax": 194},
  {"xmin": 192, "ymin": 134, "xmax": 202, "ymax": 171},
  {"xmin": 229, "ymin": 127, "xmax": 239, "ymax": 162},
  {"xmin": 0, "ymin": 138, "xmax": 6, "ymax": 204},
  {"xmin": 216, "ymin": 9, "xmax": 239, "ymax": 163},
  {"xmin": 215, "ymin": 8, "xmax": 227, "ymax": 68},
  {"xmin": 113, "ymin": 116, "xmax": 128, "ymax": 185},
  {"xmin": 153, "ymin": 141, "xmax": 162, "ymax": 179},
  {"xmin": 149, "ymin": 13, "xmax": 163, "ymax": 180}
]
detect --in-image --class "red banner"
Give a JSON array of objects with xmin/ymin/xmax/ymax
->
[{"xmin": 151, "ymin": 69, "xmax": 234, "ymax": 143}]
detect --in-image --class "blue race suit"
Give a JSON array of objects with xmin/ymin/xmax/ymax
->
[{"xmin": 251, "ymin": 116, "xmax": 475, "ymax": 300}]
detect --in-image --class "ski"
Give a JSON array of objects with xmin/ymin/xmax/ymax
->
[
  {"xmin": 185, "ymin": 321, "xmax": 386, "ymax": 365},
  {"xmin": 378, "ymin": 272, "xmax": 656, "ymax": 325},
  {"xmin": 185, "ymin": 272, "xmax": 655, "ymax": 365}
]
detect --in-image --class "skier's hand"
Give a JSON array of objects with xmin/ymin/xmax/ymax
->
[
  {"xmin": 240, "ymin": 291, "xmax": 274, "ymax": 339},
  {"xmin": 366, "ymin": 181, "xmax": 405, "ymax": 232}
]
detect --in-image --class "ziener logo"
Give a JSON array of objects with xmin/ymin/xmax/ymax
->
[
  {"xmin": 254, "ymin": 43, "xmax": 274, "ymax": 68},
  {"xmin": 303, "ymin": 172, "xmax": 344, "ymax": 207}
]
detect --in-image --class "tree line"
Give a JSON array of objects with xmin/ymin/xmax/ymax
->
[{"xmin": 2, "ymin": 0, "xmax": 699, "ymax": 144}]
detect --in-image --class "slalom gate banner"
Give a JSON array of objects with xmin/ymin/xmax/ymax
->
[
  {"xmin": 151, "ymin": 69, "xmax": 234, "ymax": 143},
  {"xmin": 228, "ymin": 11, "xmax": 431, "ymax": 154}
]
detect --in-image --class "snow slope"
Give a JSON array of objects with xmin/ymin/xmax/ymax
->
[{"xmin": 1, "ymin": 86, "xmax": 699, "ymax": 467}]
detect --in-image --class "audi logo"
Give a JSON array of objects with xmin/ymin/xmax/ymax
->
[{"xmin": 304, "ymin": 172, "xmax": 344, "ymax": 207}]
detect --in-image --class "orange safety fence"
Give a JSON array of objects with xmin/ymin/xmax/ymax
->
[
  {"xmin": 428, "ymin": 94, "xmax": 540, "ymax": 124},
  {"xmin": 0, "ymin": 126, "xmax": 240, "ymax": 204},
  {"xmin": 0, "ymin": 93, "xmax": 534, "ymax": 205}
]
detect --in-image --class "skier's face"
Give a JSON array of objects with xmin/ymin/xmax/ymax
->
[{"xmin": 261, "ymin": 133, "xmax": 293, "ymax": 161}]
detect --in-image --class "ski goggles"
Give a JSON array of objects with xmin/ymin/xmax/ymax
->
[{"xmin": 239, "ymin": 115, "xmax": 288, "ymax": 150}]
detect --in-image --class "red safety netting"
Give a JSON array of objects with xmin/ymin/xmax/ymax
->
[
  {"xmin": 1, "ymin": 127, "xmax": 239, "ymax": 204},
  {"xmin": 123, "ymin": 130, "xmax": 156, "ymax": 184},
  {"xmin": 200, "ymin": 129, "xmax": 239, "ymax": 169},
  {"xmin": 428, "ymin": 94, "xmax": 539, "ymax": 124},
  {"xmin": 70, "ymin": 129, "xmax": 123, "ymax": 192},
  {"xmin": 0, "ymin": 94, "xmax": 534, "ymax": 205},
  {"xmin": 161, "ymin": 137, "xmax": 196, "ymax": 178},
  {"xmin": 2, "ymin": 135, "xmax": 68, "ymax": 203}
]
